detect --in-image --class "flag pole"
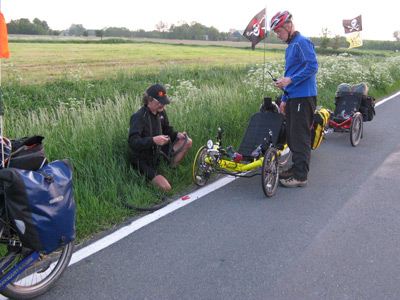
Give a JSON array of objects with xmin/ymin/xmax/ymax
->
[
  {"xmin": 0, "ymin": 0, "xmax": 4, "ymax": 169},
  {"xmin": 262, "ymin": 6, "xmax": 267, "ymax": 99}
]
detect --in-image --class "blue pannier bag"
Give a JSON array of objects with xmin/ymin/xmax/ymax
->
[{"xmin": 0, "ymin": 159, "xmax": 75, "ymax": 254}]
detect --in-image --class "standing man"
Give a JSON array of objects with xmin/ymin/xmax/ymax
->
[
  {"xmin": 128, "ymin": 84, "xmax": 192, "ymax": 191},
  {"xmin": 270, "ymin": 11, "xmax": 318, "ymax": 187}
]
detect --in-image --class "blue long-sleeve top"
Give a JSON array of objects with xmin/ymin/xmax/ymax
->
[{"xmin": 282, "ymin": 32, "xmax": 318, "ymax": 102}]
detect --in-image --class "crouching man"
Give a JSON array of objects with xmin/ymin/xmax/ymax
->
[{"xmin": 128, "ymin": 84, "xmax": 192, "ymax": 191}]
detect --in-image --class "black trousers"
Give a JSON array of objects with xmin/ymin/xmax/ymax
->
[{"xmin": 285, "ymin": 96, "xmax": 317, "ymax": 181}]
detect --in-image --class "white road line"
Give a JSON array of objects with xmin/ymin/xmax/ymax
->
[
  {"xmin": 69, "ymin": 175, "xmax": 238, "ymax": 265},
  {"xmin": 376, "ymin": 90, "xmax": 400, "ymax": 107}
]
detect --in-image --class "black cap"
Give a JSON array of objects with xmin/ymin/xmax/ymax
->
[{"xmin": 146, "ymin": 84, "xmax": 170, "ymax": 105}]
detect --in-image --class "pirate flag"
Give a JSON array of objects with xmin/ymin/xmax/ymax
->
[
  {"xmin": 243, "ymin": 8, "xmax": 267, "ymax": 50},
  {"xmin": 346, "ymin": 31, "xmax": 363, "ymax": 49},
  {"xmin": 343, "ymin": 15, "xmax": 362, "ymax": 34}
]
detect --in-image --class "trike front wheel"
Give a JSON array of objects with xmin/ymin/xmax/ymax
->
[
  {"xmin": 261, "ymin": 147, "xmax": 279, "ymax": 198},
  {"xmin": 192, "ymin": 146, "xmax": 212, "ymax": 186}
]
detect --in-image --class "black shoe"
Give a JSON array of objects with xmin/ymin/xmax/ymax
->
[{"xmin": 279, "ymin": 166, "xmax": 294, "ymax": 179}]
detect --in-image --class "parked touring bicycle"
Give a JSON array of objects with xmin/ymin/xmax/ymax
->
[{"xmin": 0, "ymin": 135, "xmax": 75, "ymax": 300}]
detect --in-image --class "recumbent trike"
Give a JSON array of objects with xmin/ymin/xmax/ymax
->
[
  {"xmin": 192, "ymin": 97, "xmax": 291, "ymax": 198},
  {"xmin": 324, "ymin": 83, "xmax": 376, "ymax": 147}
]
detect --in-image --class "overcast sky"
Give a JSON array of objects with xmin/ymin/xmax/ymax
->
[{"xmin": 2, "ymin": 0, "xmax": 399, "ymax": 41}]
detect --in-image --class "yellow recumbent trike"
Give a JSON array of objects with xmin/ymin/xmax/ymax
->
[{"xmin": 192, "ymin": 97, "xmax": 291, "ymax": 197}]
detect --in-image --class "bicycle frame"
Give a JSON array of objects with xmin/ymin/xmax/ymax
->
[
  {"xmin": 328, "ymin": 117, "xmax": 352, "ymax": 130},
  {"xmin": 205, "ymin": 144, "xmax": 288, "ymax": 174},
  {"xmin": 0, "ymin": 251, "xmax": 40, "ymax": 291}
]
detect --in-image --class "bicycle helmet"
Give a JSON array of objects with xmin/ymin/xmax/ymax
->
[
  {"xmin": 270, "ymin": 11, "xmax": 293, "ymax": 31},
  {"xmin": 0, "ymin": 137, "xmax": 11, "ymax": 168}
]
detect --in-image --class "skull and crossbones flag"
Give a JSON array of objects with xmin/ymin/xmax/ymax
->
[
  {"xmin": 243, "ymin": 8, "xmax": 267, "ymax": 50},
  {"xmin": 343, "ymin": 15, "xmax": 362, "ymax": 34}
]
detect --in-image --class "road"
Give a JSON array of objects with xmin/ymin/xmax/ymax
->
[{"xmin": 36, "ymin": 92, "xmax": 400, "ymax": 300}]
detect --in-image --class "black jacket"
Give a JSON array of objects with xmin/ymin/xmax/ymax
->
[{"xmin": 128, "ymin": 105, "xmax": 178, "ymax": 162}]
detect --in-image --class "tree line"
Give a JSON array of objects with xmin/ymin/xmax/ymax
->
[{"xmin": 6, "ymin": 18, "xmax": 400, "ymax": 51}]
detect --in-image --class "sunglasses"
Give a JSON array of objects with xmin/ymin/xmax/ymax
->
[{"xmin": 152, "ymin": 98, "xmax": 166, "ymax": 106}]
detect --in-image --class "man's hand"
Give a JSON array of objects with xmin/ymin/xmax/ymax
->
[
  {"xmin": 177, "ymin": 132, "xmax": 188, "ymax": 139},
  {"xmin": 274, "ymin": 77, "xmax": 292, "ymax": 89},
  {"xmin": 153, "ymin": 135, "xmax": 169, "ymax": 146},
  {"xmin": 280, "ymin": 101, "xmax": 286, "ymax": 116}
]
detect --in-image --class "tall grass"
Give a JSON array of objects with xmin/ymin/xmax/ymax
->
[
  {"xmin": 3, "ymin": 54, "xmax": 400, "ymax": 241},
  {"xmin": 4, "ymin": 66, "xmax": 262, "ymax": 240}
]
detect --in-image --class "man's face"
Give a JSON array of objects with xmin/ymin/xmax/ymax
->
[
  {"xmin": 148, "ymin": 98, "xmax": 166, "ymax": 114},
  {"xmin": 274, "ymin": 26, "xmax": 289, "ymax": 43}
]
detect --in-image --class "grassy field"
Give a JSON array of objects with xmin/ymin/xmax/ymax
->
[
  {"xmin": 2, "ymin": 40, "xmax": 283, "ymax": 85},
  {"xmin": 2, "ymin": 39, "xmax": 400, "ymax": 242}
]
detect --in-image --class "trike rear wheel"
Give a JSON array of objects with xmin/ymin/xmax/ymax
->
[
  {"xmin": 350, "ymin": 112, "xmax": 363, "ymax": 147},
  {"xmin": 192, "ymin": 146, "xmax": 212, "ymax": 186},
  {"xmin": 261, "ymin": 147, "xmax": 279, "ymax": 198}
]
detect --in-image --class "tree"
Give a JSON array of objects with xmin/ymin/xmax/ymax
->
[
  {"xmin": 95, "ymin": 29, "xmax": 104, "ymax": 40},
  {"xmin": 155, "ymin": 21, "xmax": 168, "ymax": 32},
  {"xmin": 394, "ymin": 30, "xmax": 400, "ymax": 42},
  {"xmin": 206, "ymin": 26, "xmax": 219, "ymax": 41},
  {"xmin": 104, "ymin": 27, "xmax": 131, "ymax": 38},
  {"xmin": 33, "ymin": 18, "xmax": 49, "ymax": 33},
  {"xmin": 7, "ymin": 18, "xmax": 40, "ymax": 34},
  {"xmin": 332, "ymin": 35, "xmax": 341, "ymax": 50},
  {"xmin": 68, "ymin": 24, "xmax": 86, "ymax": 36},
  {"xmin": 320, "ymin": 28, "xmax": 331, "ymax": 49}
]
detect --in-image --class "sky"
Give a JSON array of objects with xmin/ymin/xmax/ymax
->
[{"xmin": 1, "ymin": 0, "xmax": 399, "ymax": 41}]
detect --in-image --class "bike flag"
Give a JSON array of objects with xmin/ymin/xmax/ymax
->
[
  {"xmin": 346, "ymin": 31, "xmax": 363, "ymax": 49},
  {"xmin": 343, "ymin": 15, "xmax": 362, "ymax": 34},
  {"xmin": 243, "ymin": 8, "xmax": 267, "ymax": 50},
  {"xmin": 0, "ymin": 12, "xmax": 9, "ymax": 59}
]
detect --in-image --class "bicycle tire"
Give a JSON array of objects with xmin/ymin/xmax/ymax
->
[
  {"xmin": 261, "ymin": 147, "xmax": 279, "ymax": 198},
  {"xmin": 1, "ymin": 241, "xmax": 74, "ymax": 300},
  {"xmin": 192, "ymin": 146, "xmax": 212, "ymax": 186},
  {"xmin": 350, "ymin": 112, "xmax": 363, "ymax": 147}
]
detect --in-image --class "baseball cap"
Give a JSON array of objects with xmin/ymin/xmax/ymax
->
[{"xmin": 146, "ymin": 84, "xmax": 170, "ymax": 105}]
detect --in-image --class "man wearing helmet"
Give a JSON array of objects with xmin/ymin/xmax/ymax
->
[
  {"xmin": 270, "ymin": 11, "xmax": 318, "ymax": 188},
  {"xmin": 128, "ymin": 84, "xmax": 192, "ymax": 191}
]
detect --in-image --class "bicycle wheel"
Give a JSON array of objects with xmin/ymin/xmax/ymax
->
[
  {"xmin": 261, "ymin": 147, "xmax": 279, "ymax": 198},
  {"xmin": 350, "ymin": 112, "xmax": 363, "ymax": 147},
  {"xmin": 278, "ymin": 146, "xmax": 291, "ymax": 167},
  {"xmin": 1, "ymin": 241, "xmax": 74, "ymax": 300},
  {"xmin": 192, "ymin": 146, "xmax": 212, "ymax": 186}
]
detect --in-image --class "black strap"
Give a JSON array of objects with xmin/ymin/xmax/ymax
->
[
  {"xmin": 120, "ymin": 193, "xmax": 169, "ymax": 212},
  {"xmin": 37, "ymin": 171, "xmax": 54, "ymax": 183}
]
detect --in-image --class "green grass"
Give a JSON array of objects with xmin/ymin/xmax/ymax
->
[{"xmin": 2, "ymin": 41, "xmax": 400, "ymax": 242}]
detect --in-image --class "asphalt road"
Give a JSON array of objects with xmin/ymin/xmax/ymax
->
[{"xmin": 36, "ymin": 93, "xmax": 400, "ymax": 300}]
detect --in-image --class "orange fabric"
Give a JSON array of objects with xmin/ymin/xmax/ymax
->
[{"xmin": 0, "ymin": 12, "xmax": 10, "ymax": 59}]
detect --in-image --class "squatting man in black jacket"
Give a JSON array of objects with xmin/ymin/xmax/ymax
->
[{"xmin": 128, "ymin": 84, "xmax": 192, "ymax": 191}]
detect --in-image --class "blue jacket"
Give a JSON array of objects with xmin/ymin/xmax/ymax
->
[{"xmin": 282, "ymin": 32, "xmax": 318, "ymax": 102}]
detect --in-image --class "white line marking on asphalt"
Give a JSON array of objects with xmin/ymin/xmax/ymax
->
[
  {"xmin": 376, "ymin": 90, "xmax": 400, "ymax": 106},
  {"xmin": 69, "ymin": 175, "xmax": 238, "ymax": 265}
]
